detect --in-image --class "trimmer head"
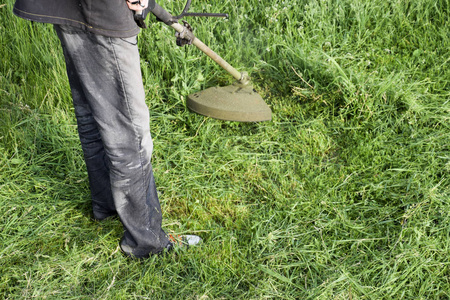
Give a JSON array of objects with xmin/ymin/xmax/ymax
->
[{"xmin": 187, "ymin": 82, "xmax": 272, "ymax": 122}]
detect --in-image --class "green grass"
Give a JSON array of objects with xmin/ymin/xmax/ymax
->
[{"xmin": 1, "ymin": 0, "xmax": 449, "ymax": 298}]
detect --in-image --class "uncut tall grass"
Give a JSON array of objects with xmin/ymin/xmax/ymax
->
[{"xmin": 1, "ymin": 0, "xmax": 449, "ymax": 298}]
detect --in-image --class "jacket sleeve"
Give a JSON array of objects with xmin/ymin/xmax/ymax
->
[{"xmin": 13, "ymin": 0, "xmax": 140, "ymax": 38}]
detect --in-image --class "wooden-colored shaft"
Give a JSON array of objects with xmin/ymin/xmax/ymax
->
[{"xmin": 170, "ymin": 22, "xmax": 243, "ymax": 82}]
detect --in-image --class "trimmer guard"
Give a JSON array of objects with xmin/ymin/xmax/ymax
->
[{"xmin": 187, "ymin": 82, "xmax": 272, "ymax": 122}]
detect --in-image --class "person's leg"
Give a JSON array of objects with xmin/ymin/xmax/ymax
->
[
  {"xmin": 54, "ymin": 25, "xmax": 116, "ymax": 220},
  {"xmin": 55, "ymin": 25, "xmax": 170, "ymax": 257}
]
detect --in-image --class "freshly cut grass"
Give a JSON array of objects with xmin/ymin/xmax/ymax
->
[{"xmin": 1, "ymin": 0, "xmax": 449, "ymax": 298}]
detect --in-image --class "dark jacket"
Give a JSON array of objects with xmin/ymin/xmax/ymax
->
[{"xmin": 13, "ymin": 0, "xmax": 140, "ymax": 38}]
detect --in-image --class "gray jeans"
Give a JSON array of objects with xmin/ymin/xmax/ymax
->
[{"xmin": 54, "ymin": 25, "xmax": 170, "ymax": 258}]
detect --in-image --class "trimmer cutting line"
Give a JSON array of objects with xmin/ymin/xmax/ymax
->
[{"xmin": 136, "ymin": 0, "xmax": 272, "ymax": 122}]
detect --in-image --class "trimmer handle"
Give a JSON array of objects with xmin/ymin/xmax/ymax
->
[
  {"xmin": 135, "ymin": 0, "xmax": 228, "ymax": 28},
  {"xmin": 133, "ymin": 0, "xmax": 156, "ymax": 28},
  {"xmin": 173, "ymin": 0, "xmax": 228, "ymax": 20},
  {"xmin": 134, "ymin": 9, "xmax": 149, "ymax": 28}
]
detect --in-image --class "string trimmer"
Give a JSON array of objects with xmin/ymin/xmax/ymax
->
[{"xmin": 135, "ymin": 0, "xmax": 272, "ymax": 122}]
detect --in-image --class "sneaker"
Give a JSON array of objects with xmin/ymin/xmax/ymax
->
[
  {"xmin": 167, "ymin": 234, "xmax": 202, "ymax": 248},
  {"xmin": 119, "ymin": 234, "xmax": 202, "ymax": 259},
  {"xmin": 120, "ymin": 234, "xmax": 202, "ymax": 259}
]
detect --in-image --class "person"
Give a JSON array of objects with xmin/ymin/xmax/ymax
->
[{"xmin": 13, "ymin": 0, "xmax": 201, "ymax": 259}]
